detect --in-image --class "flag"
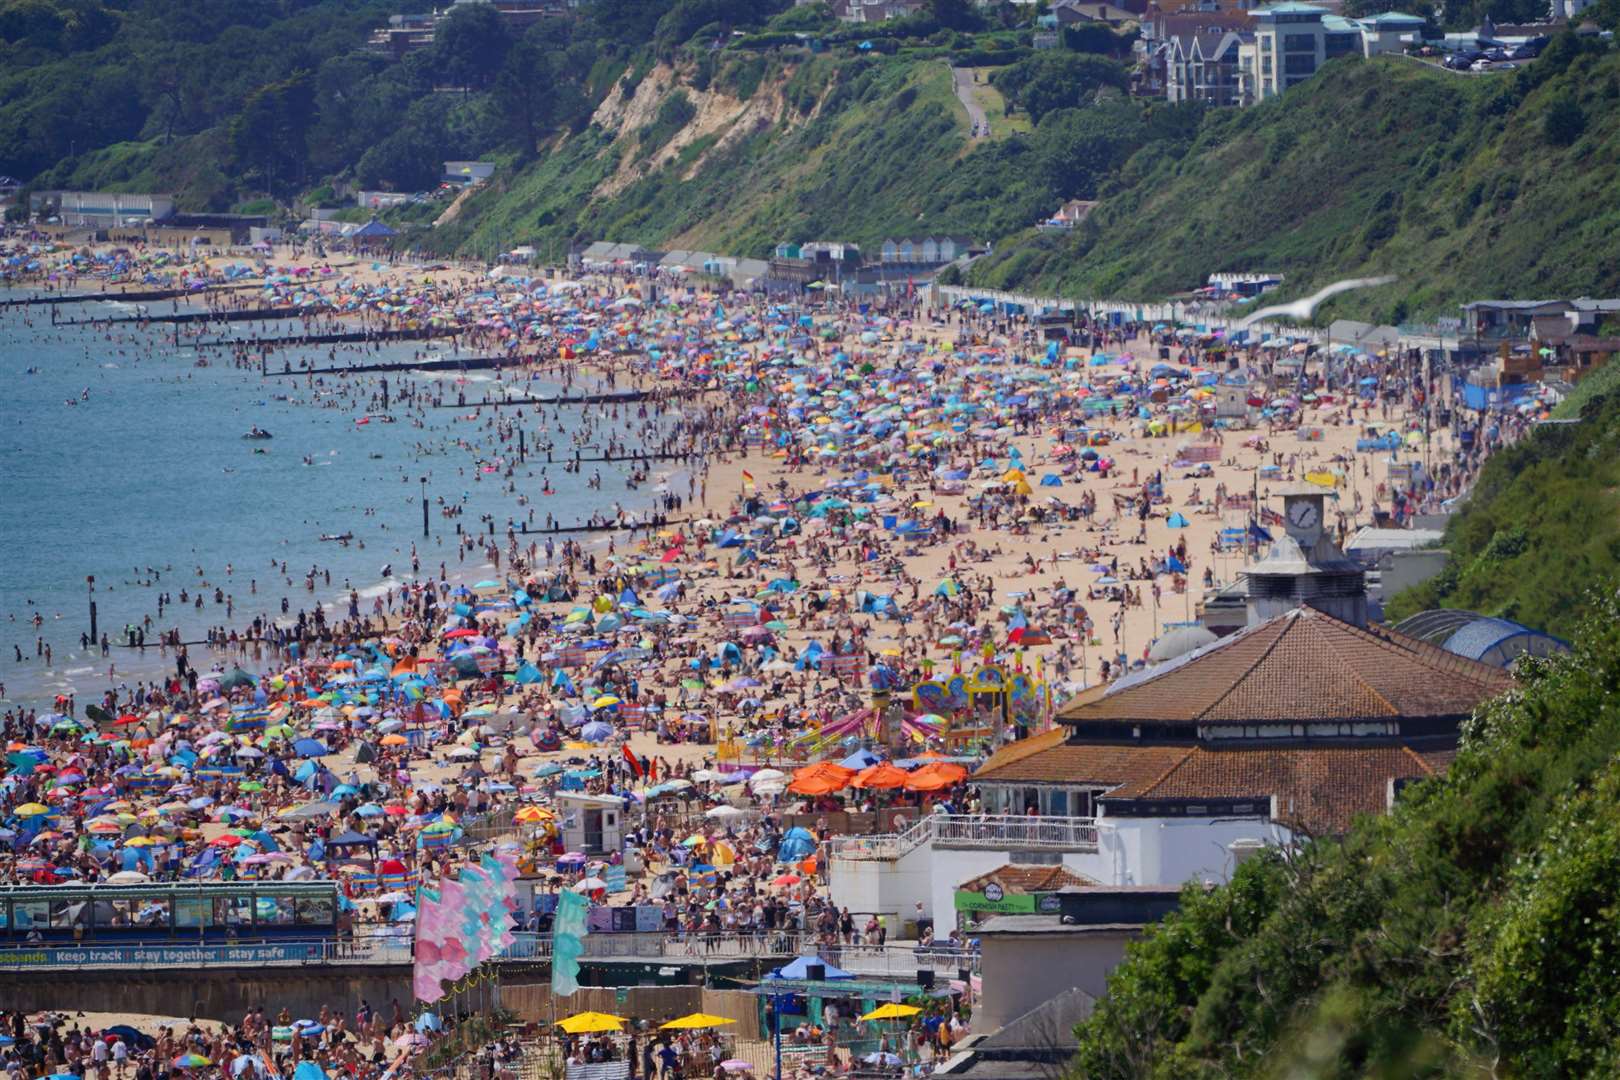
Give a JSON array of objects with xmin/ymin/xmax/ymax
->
[
  {"xmin": 741, "ymin": 470, "xmax": 756, "ymax": 489},
  {"xmin": 622, "ymin": 743, "xmax": 644, "ymax": 780},
  {"xmin": 551, "ymin": 890, "xmax": 590, "ymax": 997},
  {"xmin": 647, "ymin": 756, "xmax": 658, "ymax": 783}
]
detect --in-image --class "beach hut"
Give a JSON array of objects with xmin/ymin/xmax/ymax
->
[{"xmin": 556, "ymin": 792, "xmax": 626, "ymax": 855}]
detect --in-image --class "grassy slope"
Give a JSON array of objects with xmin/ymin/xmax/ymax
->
[
  {"xmin": 1073, "ymin": 594, "xmax": 1620, "ymax": 1077},
  {"xmin": 432, "ymin": 54, "xmax": 1055, "ymax": 259},
  {"xmin": 967, "ymin": 50, "xmax": 1620, "ymax": 321},
  {"xmin": 1381, "ymin": 387, "xmax": 1620, "ymax": 639}
]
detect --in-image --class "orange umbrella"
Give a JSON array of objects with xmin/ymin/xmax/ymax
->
[
  {"xmin": 788, "ymin": 761, "xmax": 855, "ymax": 795},
  {"xmin": 903, "ymin": 762, "xmax": 967, "ymax": 792},
  {"xmin": 852, "ymin": 764, "xmax": 911, "ymax": 790}
]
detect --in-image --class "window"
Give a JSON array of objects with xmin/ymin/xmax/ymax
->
[
  {"xmin": 1284, "ymin": 53, "xmax": 1317, "ymax": 75},
  {"xmin": 1283, "ymin": 33, "xmax": 1317, "ymax": 51},
  {"xmin": 295, "ymin": 897, "xmax": 335, "ymax": 927},
  {"xmin": 12, "ymin": 901, "xmax": 47, "ymax": 930},
  {"xmin": 133, "ymin": 900, "xmax": 172, "ymax": 929},
  {"xmin": 50, "ymin": 900, "xmax": 86, "ymax": 929},
  {"xmin": 175, "ymin": 896, "xmax": 211, "ymax": 929},
  {"xmin": 1325, "ymin": 33, "xmax": 1358, "ymax": 56},
  {"xmin": 256, "ymin": 895, "xmax": 296, "ymax": 926},
  {"xmin": 214, "ymin": 895, "xmax": 252, "ymax": 927}
]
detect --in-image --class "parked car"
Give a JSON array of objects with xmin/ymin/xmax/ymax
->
[
  {"xmin": 1484, "ymin": 47, "xmax": 1510, "ymax": 61},
  {"xmin": 1509, "ymin": 42, "xmax": 1541, "ymax": 59},
  {"xmin": 1470, "ymin": 58, "xmax": 1493, "ymax": 71}
]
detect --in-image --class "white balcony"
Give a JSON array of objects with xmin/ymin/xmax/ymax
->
[{"xmin": 829, "ymin": 814, "xmax": 1098, "ymax": 861}]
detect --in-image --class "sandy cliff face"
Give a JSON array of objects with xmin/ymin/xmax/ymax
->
[{"xmin": 587, "ymin": 61, "xmax": 805, "ymax": 199}]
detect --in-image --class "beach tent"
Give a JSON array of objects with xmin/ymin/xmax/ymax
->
[
  {"xmin": 771, "ymin": 955, "xmax": 854, "ymax": 980},
  {"xmin": 776, "ymin": 827, "xmax": 817, "ymax": 862}
]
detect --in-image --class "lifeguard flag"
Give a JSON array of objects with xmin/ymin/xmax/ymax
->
[
  {"xmin": 741, "ymin": 470, "xmax": 756, "ymax": 488},
  {"xmin": 622, "ymin": 743, "xmax": 644, "ymax": 779},
  {"xmin": 647, "ymin": 756, "xmax": 658, "ymax": 782}
]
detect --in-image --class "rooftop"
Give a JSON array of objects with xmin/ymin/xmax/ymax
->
[
  {"xmin": 1052, "ymin": 607, "xmax": 1512, "ymax": 727},
  {"xmin": 959, "ymin": 864, "xmax": 1098, "ymax": 894},
  {"xmin": 977, "ymin": 734, "xmax": 1456, "ymax": 834},
  {"xmin": 1252, "ymin": 1, "xmax": 1328, "ymax": 14}
]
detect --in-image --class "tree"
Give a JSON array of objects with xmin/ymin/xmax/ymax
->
[
  {"xmin": 433, "ymin": 2, "xmax": 509, "ymax": 91},
  {"xmin": 229, "ymin": 71, "xmax": 316, "ymax": 195},
  {"xmin": 928, "ymin": 0, "xmax": 981, "ymax": 32},
  {"xmin": 1542, "ymin": 93, "xmax": 1586, "ymax": 147},
  {"xmin": 990, "ymin": 52, "xmax": 1127, "ymax": 123}
]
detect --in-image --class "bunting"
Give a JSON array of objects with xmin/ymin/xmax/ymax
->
[{"xmin": 411, "ymin": 854, "xmax": 521, "ymax": 1003}]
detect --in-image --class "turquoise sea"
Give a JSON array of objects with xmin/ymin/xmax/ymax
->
[{"xmin": 0, "ymin": 295, "xmax": 672, "ymax": 709}]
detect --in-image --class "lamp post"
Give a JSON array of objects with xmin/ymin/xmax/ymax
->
[{"xmin": 420, "ymin": 476, "xmax": 429, "ymax": 540}]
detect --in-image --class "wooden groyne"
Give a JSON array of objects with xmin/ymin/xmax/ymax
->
[
  {"xmin": 258, "ymin": 353, "xmax": 514, "ymax": 376},
  {"xmin": 3, "ymin": 282, "xmax": 261, "ymax": 307},
  {"xmin": 194, "ymin": 325, "xmax": 461, "ymax": 349},
  {"xmin": 54, "ymin": 306, "xmax": 321, "ymax": 327}
]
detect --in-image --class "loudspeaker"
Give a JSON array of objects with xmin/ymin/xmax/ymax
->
[
  {"xmin": 916, "ymin": 969, "xmax": 935, "ymax": 990},
  {"xmin": 806, "ymin": 963, "xmax": 825, "ymax": 981}
]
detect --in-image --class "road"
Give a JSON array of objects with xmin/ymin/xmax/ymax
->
[{"xmin": 951, "ymin": 66, "xmax": 988, "ymax": 140}]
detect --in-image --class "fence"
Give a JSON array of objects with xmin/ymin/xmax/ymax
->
[
  {"xmin": 499, "ymin": 984, "xmax": 765, "ymax": 1039},
  {"xmin": 503, "ymin": 930, "xmax": 806, "ymax": 964},
  {"xmin": 933, "ymin": 285, "xmax": 1328, "ymax": 345},
  {"xmin": 829, "ymin": 814, "xmax": 1099, "ymax": 861}
]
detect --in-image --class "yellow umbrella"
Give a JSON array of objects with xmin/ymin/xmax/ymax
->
[
  {"xmin": 514, "ymin": 806, "xmax": 555, "ymax": 823},
  {"xmin": 860, "ymin": 1004, "xmax": 921, "ymax": 1022},
  {"xmin": 14, "ymin": 803, "xmax": 49, "ymax": 817},
  {"xmin": 557, "ymin": 1013, "xmax": 626, "ymax": 1034},
  {"xmin": 660, "ymin": 1014, "xmax": 736, "ymax": 1030}
]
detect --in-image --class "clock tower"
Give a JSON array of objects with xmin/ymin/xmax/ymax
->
[{"xmin": 1242, "ymin": 487, "xmax": 1367, "ymax": 627}]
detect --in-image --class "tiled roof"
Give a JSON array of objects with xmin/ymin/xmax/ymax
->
[
  {"xmin": 1107, "ymin": 741, "xmax": 1445, "ymax": 834},
  {"xmin": 974, "ymin": 729, "xmax": 1193, "ymax": 785},
  {"xmin": 959, "ymin": 864, "xmax": 1099, "ymax": 894},
  {"xmin": 1057, "ymin": 608, "xmax": 1513, "ymax": 727},
  {"xmin": 973, "ymin": 732, "xmax": 1456, "ymax": 834}
]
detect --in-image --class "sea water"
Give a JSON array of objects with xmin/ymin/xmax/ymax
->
[{"xmin": 0, "ymin": 297, "xmax": 675, "ymax": 709}]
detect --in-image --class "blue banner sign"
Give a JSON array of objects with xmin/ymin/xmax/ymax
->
[{"xmin": 0, "ymin": 941, "xmax": 334, "ymax": 968}]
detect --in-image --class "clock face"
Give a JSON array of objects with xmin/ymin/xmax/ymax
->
[{"xmin": 1288, "ymin": 500, "xmax": 1320, "ymax": 530}]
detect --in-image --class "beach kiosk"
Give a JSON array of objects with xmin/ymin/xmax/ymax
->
[{"xmin": 557, "ymin": 792, "xmax": 627, "ymax": 855}]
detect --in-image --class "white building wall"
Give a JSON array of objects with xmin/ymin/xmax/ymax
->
[{"xmin": 831, "ymin": 816, "xmax": 1293, "ymax": 924}]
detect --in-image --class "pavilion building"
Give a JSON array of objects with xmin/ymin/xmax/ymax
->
[{"xmin": 827, "ymin": 488, "xmax": 1512, "ymax": 927}]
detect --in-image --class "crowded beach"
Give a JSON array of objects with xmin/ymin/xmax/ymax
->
[{"xmin": 0, "ymin": 231, "xmax": 1536, "ymax": 1080}]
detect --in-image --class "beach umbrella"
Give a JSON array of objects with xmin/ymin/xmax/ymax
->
[
  {"xmin": 660, "ymin": 1014, "xmax": 735, "ymax": 1030},
  {"xmin": 860, "ymin": 1003, "xmax": 921, "ymax": 1021},
  {"xmin": 173, "ymin": 1055, "xmax": 212, "ymax": 1069},
  {"xmin": 556, "ymin": 1013, "xmax": 625, "ymax": 1034}
]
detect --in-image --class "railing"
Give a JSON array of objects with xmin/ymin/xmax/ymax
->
[
  {"xmin": 829, "ymin": 814, "xmax": 1099, "ymax": 861},
  {"xmin": 822, "ymin": 942, "xmax": 980, "ymax": 979},
  {"xmin": 503, "ymin": 929, "xmax": 809, "ymax": 962}
]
